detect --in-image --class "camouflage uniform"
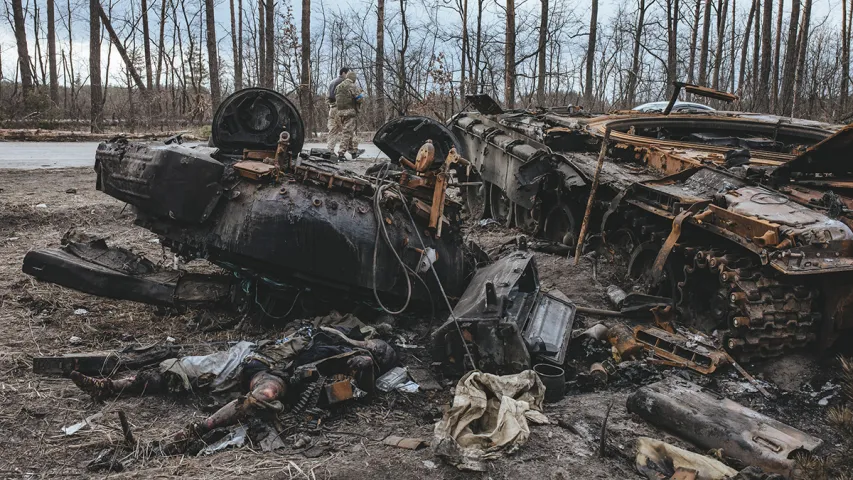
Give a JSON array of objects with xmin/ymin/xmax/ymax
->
[
  {"xmin": 326, "ymin": 105, "xmax": 342, "ymax": 151},
  {"xmin": 334, "ymin": 71, "xmax": 363, "ymax": 156},
  {"xmin": 326, "ymin": 75, "xmax": 346, "ymax": 151}
]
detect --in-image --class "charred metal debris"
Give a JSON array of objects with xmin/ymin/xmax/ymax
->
[{"xmin": 21, "ymin": 85, "xmax": 853, "ymax": 476}]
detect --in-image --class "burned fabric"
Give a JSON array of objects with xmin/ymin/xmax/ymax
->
[
  {"xmin": 433, "ymin": 370, "xmax": 548, "ymax": 471},
  {"xmin": 635, "ymin": 437, "xmax": 737, "ymax": 480}
]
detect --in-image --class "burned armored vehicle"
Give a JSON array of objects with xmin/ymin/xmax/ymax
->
[
  {"xmin": 429, "ymin": 87, "xmax": 853, "ymax": 361},
  {"xmin": 23, "ymin": 89, "xmax": 477, "ymax": 315}
]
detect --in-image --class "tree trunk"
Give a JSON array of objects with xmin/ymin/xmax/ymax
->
[
  {"xmin": 737, "ymin": 0, "xmax": 756, "ymax": 95},
  {"xmin": 758, "ymin": 0, "xmax": 772, "ymax": 110},
  {"xmin": 96, "ymin": 2, "xmax": 147, "ymax": 92},
  {"xmin": 89, "ymin": 0, "xmax": 102, "ymax": 132},
  {"xmin": 778, "ymin": 0, "xmax": 798, "ymax": 112},
  {"xmin": 627, "ymin": 0, "xmax": 646, "ymax": 104},
  {"xmin": 792, "ymin": 0, "xmax": 811, "ymax": 115},
  {"xmin": 300, "ymin": 0, "xmax": 310, "ymax": 131},
  {"xmin": 264, "ymin": 0, "xmax": 274, "ymax": 88},
  {"xmin": 666, "ymin": 0, "xmax": 679, "ymax": 95},
  {"xmin": 584, "ymin": 0, "xmax": 598, "ymax": 105},
  {"xmin": 11, "ymin": 0, "xmax": 33, "ymax": 96},
  {"xmin": 47, "ymin": 0, "xmax": 59, "ymax": 105},
  {"xmin": 535, "ymin": 0, "xmax": 547, "ymax": 105},
  {"xmin": 698, "ymin": 0, "xmax": 712, "ymax": 85},
  {"xmin": 687, "ymin": 0, "xmax": 701, "ymax": 83},
  {"xmin": 461, "ymin": 0, "xmax": 468, "ymax": 101},
  {"xmin": 156, "ymin": 0, "xmax": 167, "ymax": 88},
  {"xmin": 141, "ymin": 0, "xmax": 153, "ymax": 90},
  {"xmin": 397, "ymin": 0, "xmax": 408, "ymax": 114},
  {"xmin": 204, "ymin": 0, "xmax": 221, "ymax": 109},
  {"xmin": 230, "ymin": 0, "xmax": 242, "ymax": 89},
  {"xmin": 771, "ymin": 0, "xmax": 783, "ymax": 110},
  {"xmin": 729, "ymin": 0, "xmax": 736, "ymax": 90},
  {"xmin": 713, "ymin": 0, "xmax": 729, "ymax": 90},
  {"xmin": 375, "ymin": 0, "xmax": 385, "ymax": 123},
  {"xmin": 751, "ymin": 0, "xmax": 761, "ymax": 92},
  {"xmin": 473, "ymin": 0, "xmax": 483, "ymax": 92},
  {"xmin": 258, "ymin": 0, "xmax": 265, "ymax": 84},
  {"xmin": 842, "ymin": 0, "xmax": 849, "ymax": 111},
  {"xmin": 505, "ymin": 0, "xmax": 516, "ymax": 108},
  {"xmin": 712, "ymin": 0, "xmax": 727, "ymax": 90}
]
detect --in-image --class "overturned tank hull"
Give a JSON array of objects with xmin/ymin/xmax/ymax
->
[{"xmin": 23, "ymin": 88, "xmax": 474, "ymax": 312}]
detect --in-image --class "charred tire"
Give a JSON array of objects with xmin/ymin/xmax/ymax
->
[
  {"xmin": 542, "ymin": 202, "xmax": 577, "ymax": 246},
  {"xmin": 489, "ymin": 184, "xmax": 512, "ymax": 225}
]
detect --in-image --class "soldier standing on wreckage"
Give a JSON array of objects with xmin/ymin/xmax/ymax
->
[
  {"xmin": 334, "ymin": 70, "xmax": 366, "ymax": 160},
  {"xmin": 326, "ymin": 67, "xmax": 350, "ymax": 153}
]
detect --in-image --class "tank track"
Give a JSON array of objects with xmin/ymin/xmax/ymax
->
[
  {"xmin": 683, "ymin": 249, "xmax": 819, "ymax": 362},
  {"xmin": 613, "ymin": 206, "xmax": 819, "ymax": 362}
]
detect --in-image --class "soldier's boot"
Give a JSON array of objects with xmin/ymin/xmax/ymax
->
[{"xmin": 70, "ymin": 371, "xmax": 115, "ymax": 401}]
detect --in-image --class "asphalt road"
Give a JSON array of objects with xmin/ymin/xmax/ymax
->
[{"xmin": 0, "ymin": 141, "xmax": 386, "ymax": 169}]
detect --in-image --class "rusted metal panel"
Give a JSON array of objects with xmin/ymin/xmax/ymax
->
[
  {"xmin": 632, "ymin": 326, "xmax": 727, "ymax": 374},
  {"xmin": 233, "ymin": 160, "xmax": 276, "ymax": 181}
]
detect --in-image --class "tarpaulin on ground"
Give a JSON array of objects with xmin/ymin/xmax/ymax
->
[{"xmin": 433, "ymin": 370, "xmax": 548, "ymax": 471}]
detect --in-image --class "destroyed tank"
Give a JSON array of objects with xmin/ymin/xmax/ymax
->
[
  {"xmin": 421, "ymin": 87, "xmax": 853, "ymax": 361},
  {"xmin": 23, "ymin": 88, "xmax": 476, "ymax": 314}
]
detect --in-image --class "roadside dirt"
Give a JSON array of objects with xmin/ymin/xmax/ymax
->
[{"xmin": 0, "ymin": 167, "xmax": 848, "ymax": 478}]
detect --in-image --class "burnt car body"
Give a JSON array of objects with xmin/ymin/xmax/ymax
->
[
  {"xmin": 23, "ymin": 89, "xmax": 475, "ymax": 313},
  {"xmin": 426, "ymin": 96, "xmax": 853, "ymax": 361}
]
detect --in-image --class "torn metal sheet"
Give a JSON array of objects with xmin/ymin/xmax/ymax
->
[{"xmin": 627, "ymin": 378, "xmax": 823, "ymax": 477}]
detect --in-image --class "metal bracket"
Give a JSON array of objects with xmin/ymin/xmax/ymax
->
[{"xmin": 648, "ymin": 205, "xmax": 703, "ymax": 287}]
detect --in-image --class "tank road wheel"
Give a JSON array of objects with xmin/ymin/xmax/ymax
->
[
  {"xmin": 463, "ymin": 176, "xmax": 487, "ymax": 221},
  {"xmin": 542, "ymin": 202, "xmax": 577, "ymax": 246},
  {"xmin": 489, "ymin": 184, "xmax": 512, "ymax": 225},
  {"xmin": 514, "ymin": 205, "xmax": 540, "ymax": 234},
  {"xmin": 626, "ymin": 241, "xmax": 678, "ymax": 301}
]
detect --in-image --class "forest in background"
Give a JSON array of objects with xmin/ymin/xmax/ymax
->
[{"xmin": 1, "ymin": 0, "xmax": 851, "ymax": 134}]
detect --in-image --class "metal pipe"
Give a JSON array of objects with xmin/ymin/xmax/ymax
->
[{"xmin": 574, "ymin": 128, "xmax": 611, "ymax": 265}]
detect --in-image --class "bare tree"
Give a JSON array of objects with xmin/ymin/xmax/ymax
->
[
  {"xmin": 505, "ymin": 0, "xmax": 516, "ymax": 108},
  {"xmin": 665, "ymin": 0, "xmax": 679, "ymax": 94},
  {"xmin": 627, "ymin": 0, "xmax": 647, "ymax": 104},
  {"xmin": 47, "ymin": 0, "xmax": 59, "ymax": 105},
  {"xmin": 712, "ymin": 0, "xmax": 728, "ymax": 90},
  {"xmin": 771, "ymin": 0, "xmax": 783, "ymax": 110},
  {"xmin": 584, "ymin": 0, "xmax": 597, "ymax": 104},
  {"xmin": 535, "ymin": 0, "xmax": 547, "ymax": 104},
  {"xmin": 141, "ymin": 0, "xmax": 153, "ymax": 90},
  {"xmin": 264, "ymin": 0, "xmax": 274, "ymax": 87},
  {"xmin": 758, "ymin": 0, "xmax": 772, "ymax": 109},
  {"xmin": 737, "ymin": 0, "xmax": 756, "ymax": 94},
  {"xmin": 300, "ymin": 0, "xmax": 311, "ymax": 129},
  {"xmin": 89, "ymin": 0, "xmax": 102, "ymax": 131},
  {"xmin": 698, "ymin": 0, "xmax": 712, "ymax": 85},
  {"xmin": 375, "ymin": 0, "xmax": 385, "ymax": 123},
  {"xmin": 258, "ymin": 0, "xmax": 265, "ymax": 83},
  {"xmin": 792, "ymin": 0, "xmax": 811, "ymax": 114},
  {"xmin": 11, "ymin": 0, "xmax": 33, "ymax": 97},
  {"xmin": 842, "ymin": 0, "xmax": 850, "ymax": 111},
  {"xmin": 230, "ymin": 0, "xmax": 242, "ymax": 89},
  {"xmin": 687, "ymin": 0, "xmax": 702, "ymax": 83},
  {"xmin": 156, "ymin": 0, "xmax": 167, "ymax": 87},
  {"xmin": 204, "ymin": 0, "xmax": 221, "ymax": 107}
]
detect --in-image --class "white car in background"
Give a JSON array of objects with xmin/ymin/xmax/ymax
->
[{"xmin": 632, "ymin": 101, "xmax": 715, "ymax": 113}]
